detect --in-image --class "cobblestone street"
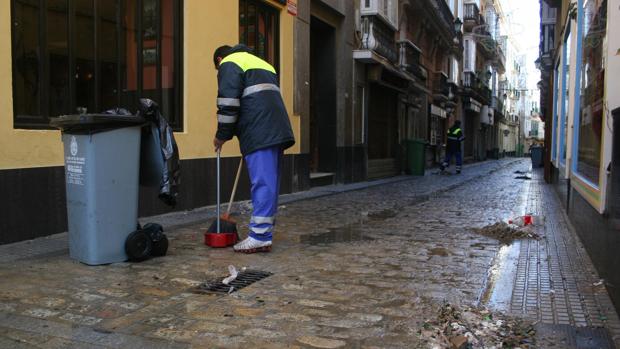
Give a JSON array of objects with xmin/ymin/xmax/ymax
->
[{"xmin": 0, "ymin": 159, "xmax": 618, "ymax": 348}]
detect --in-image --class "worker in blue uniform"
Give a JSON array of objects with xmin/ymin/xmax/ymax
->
[
  {"xmin": 213, "ymin": 44, "xmax": 295, "ymax": 253},
  {"xmin": 440, "ymin": 120, "xmax": 464, "ymax": 174}
]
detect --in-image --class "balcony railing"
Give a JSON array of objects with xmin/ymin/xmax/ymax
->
[
  {"xmin": 492, "ymin": 96, "xmax": 505, "ymax": 116},
  {"xmin": 398, "ymin": 40, "xmax": 425, "ymax": 80},
  {"xmin": 462, "ymin": 71, "xmax": 491, "ymax": 104},
  {"xmin": 463, "ymin": 71, "xmax": 476, "ymax": 88},
  {"xmin": 432, "ymin": 71, "xmax": 450, "ymax": 98},
  {"xmin": 359, "ymin": 15, "xmax": 398, "ymax": 63},
  {"xmin": 464, "ymin": 3, "xmax": 480, "ymax": 22},
  {"xmin": 539, "ymin": 23, "xmax": 555, "ymax": 57}
]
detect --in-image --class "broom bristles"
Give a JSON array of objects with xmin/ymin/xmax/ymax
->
[{"xmin": 206, "ymin": 216, "xmax": 238, "ymax": 234}]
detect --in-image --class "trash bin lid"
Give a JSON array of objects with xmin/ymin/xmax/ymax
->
[{"xmin": 49, "ymin": 114, "xmax": 145, "ymax": 133}]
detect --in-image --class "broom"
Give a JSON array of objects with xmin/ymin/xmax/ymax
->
[{"xmin": 206, "ymin": 152, "xmax": 243, "ymax": 237}]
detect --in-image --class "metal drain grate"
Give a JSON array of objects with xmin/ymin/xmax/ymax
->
[{"xmin": 193, "ymin": 270, "xmax": 273, "ymax": 295}]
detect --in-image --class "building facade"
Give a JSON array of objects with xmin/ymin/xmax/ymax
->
[
  {"xmin": 1, "ymin": 0, "xmax": 530, "ymax": 245},
  {"xmin": 538, "ymin": 0, "xmax": 620, "ymax": 311},
  {"xmin": 1, "ymin": 0, "xmax": 305, "ymax": 244}
]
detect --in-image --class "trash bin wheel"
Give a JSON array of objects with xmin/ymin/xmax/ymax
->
[{"xmin": 125, "ymin": 230, "xmax": 153, "ymax": 262}]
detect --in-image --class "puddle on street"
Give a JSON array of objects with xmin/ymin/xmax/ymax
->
[
  {"xmin": 479, "ymin": 241, "xmax": 521, "ymax": 311},
  {"xmin": 300, "ymin": 224, "xmax": 373, "ymax": 245}
]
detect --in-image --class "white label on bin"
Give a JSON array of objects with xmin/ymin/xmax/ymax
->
[
  {"xmin": 66, "ymin": 155, "xmax": 85, "ymax": 186},
  {"xmin": 70, "ymin": 136, "xmax": 78, "ymax": 156}
]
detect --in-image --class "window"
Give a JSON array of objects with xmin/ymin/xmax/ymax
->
[
  {"xmin": 360, "ymin": 0, "xmax": 398, "ymax": 30},
  {"xmin": 551, "ymin": 63, "xmax": 560, "ymax": 161},
  {"xmin": 573, "ymin": 0, "xmax": 606, "ymax": 185},
  {"xmin": 559, "ymin": 29, "xmax": 571, "ymax": 166},
  {"xmin": 239, "ymin": 0, "xmax": 280, "ymax": 72},
  {"xmin": 11, "ymin": 0, "xmax": 183, "ymax": 130}
]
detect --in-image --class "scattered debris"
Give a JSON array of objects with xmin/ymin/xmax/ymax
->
[
  {"xmin": 593, "ymin": 279, "xmax": 605, "ymax": 287},
  {"xmin": 515, "ymin": 176, "xmax": 532, "ymax": 180},
  {"xmin": 222, "ymin": 265, "xmax": 238, "ymax": 285},
  {"xmin": 471, "ymin": 222, "xmax": 541, "ymax": 244},
  {"xmin": 508, "ymin": 215, "xmax": 544, "ymax": 227},
  {"xmin": 418, "ymin": 303, "xmax": 536, "ymax": 348},
  {"xmin": 514, "ymin": 170, "xmax": 530, "ymax": 174}
]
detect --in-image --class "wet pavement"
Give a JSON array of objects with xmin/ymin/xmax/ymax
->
[{"xmin": 0, "ymin": 158, "xmax": 618, "ymax": 348}]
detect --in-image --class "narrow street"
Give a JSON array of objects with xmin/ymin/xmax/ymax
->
[{"xmin": 0, "ymin": 159, "xmax": 618, "ymax": 348}]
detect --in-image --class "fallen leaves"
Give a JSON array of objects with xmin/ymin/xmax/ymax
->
[
  {"xmin": 418, "ymin": 303, "xmax": 536, "ymax": 348},
  {"xmin": 471, "ymin": 222, "xmax": 541, "ymax": 244}
]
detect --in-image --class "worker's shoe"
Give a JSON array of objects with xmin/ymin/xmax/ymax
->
[{"xmin": 233, "ymin": 236, "xmax": 272, "ymax": 253}]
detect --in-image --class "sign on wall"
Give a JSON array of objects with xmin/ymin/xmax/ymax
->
[{"xmin": 287, "ymin": 0, "xmax": 297, "ymax": 16}]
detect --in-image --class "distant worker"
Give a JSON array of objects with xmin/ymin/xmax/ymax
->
[
  {"xmin": 440, "ymin": 120, "xmax": 464, "ymax": 174},
  {"xmin": 213, "ymin": 44, "xmax": 295, "ymax": 253}
]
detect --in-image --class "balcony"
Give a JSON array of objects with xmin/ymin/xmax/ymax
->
[
  {"xmin": 539, "ymin": 23, "xmax": 555, "ymax": 69},
  {"xmin": 398, "ymin": 40, "xmax": 426, "ymax": 80},
  {"xmin": 462, "ymin": 71, "xmax": 491, "ymax": 105},
  {"xmin": 354, "ymin": 15, "xmax": 398, "ymax": 64},
  {"xmin": 492, "ymin": 96, "xmax": 505, "ymax": 117},
  {"xmin": 464, "ymin": 3, "xmax": 482, "ymax": 31},
  {"xmin": 495, "ymin": 36, "xmax": 507, "ymax": 73},
  {"xmin": 432, "ymin": 71, "xmax": 450, "ymax": 100}
]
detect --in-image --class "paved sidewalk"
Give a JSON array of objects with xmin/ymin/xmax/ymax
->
[
  {"xmin": 509, "ymin": 170, "xmax": 620, "ymax": 346},
  {"xmin": 0, "ymin": 158, "xmax": 618, "ymax": 348}
]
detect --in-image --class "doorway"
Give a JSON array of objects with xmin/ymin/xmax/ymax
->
[
  {"xmin": 309, "ymin": 16, "xmax": 337, "ymax": 180},
  {"xmin": 367, "ymin": 83, "xmax": 400, "ymax": 178}
]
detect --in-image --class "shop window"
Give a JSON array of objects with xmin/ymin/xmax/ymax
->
[
  {"xmin": 573, "ymin": 0, "xmax": 606, "ymax": 185},
  {"xmin": 11, "ymin": 0, "xmax": 183, "ymax": 130},
  {"xmin": 239, "ymin": 0, "xmax": 279, "ymax": 72}
]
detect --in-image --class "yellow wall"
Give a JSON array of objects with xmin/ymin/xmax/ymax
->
[{"xmin": 0, "ymin": 0, "xmax": 300, "ymax": 170}]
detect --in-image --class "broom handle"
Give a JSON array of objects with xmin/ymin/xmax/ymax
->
[
  {"xmin": 226, "ymin": 157, "xmax": 243, "ymax": 215},
  {"xmin": 216, "ymin": 149, "xmax": 220, "ymax": 234}
]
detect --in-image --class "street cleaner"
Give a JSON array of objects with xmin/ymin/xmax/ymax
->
[
  {"xmin": 213, "ymin": 44, "xmax": 295, "ymax": 253},
  {"xmin": 440, "ymin": 120, "xmax": 464, "ymax": 174}
]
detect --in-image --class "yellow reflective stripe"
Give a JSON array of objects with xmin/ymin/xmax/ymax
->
[{"xmin": 221, "ymin": 52, "xmax": 276, "ymax": 74}]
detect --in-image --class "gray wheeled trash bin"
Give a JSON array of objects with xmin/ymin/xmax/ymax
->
[
  {"xmin": 531, "ymin": 146, "xmax": 544, "ymax": 168},
  {"xmin": 50, "ymin": 114, "xmax": 145, "ymax": 265}
]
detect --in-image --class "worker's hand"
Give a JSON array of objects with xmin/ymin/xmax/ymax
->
[{"xmin": 213, "ymin": 137, "xmax": 226, "ymax": 152}]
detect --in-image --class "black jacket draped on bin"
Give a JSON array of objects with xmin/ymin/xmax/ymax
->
[
  {"xmin": 216, "ymin": 45, "xmax": 295, "ymax": 155},
  {"xmin": 138, "ymin": 99, "xmax": 180, "ymax": 207}
]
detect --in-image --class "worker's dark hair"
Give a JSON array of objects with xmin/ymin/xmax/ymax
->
[
  {"xmin": 454, "ymin": 119, "xmax": 462, "ymax": 126},
  {"xmin": 213, "ymin": 45, "xmax": 232, "ymax": 68}
]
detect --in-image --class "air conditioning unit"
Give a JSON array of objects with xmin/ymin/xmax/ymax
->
[{"xmin": 360, "ymin": 0, "xmax": 398, "ymax": 30}]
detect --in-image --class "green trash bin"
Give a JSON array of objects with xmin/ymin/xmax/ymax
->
[{"xmin": 406, "ymin": 139, "xmax": 426, "ymax": 176}]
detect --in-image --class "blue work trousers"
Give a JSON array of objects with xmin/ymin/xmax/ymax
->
[
  {"xmin": 245, "ymin": 146, "xmax": 282, "ymax": 241},
  {"xmin": 443, "ymin": 148, "xmax": 462, "ymax": 170}
]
